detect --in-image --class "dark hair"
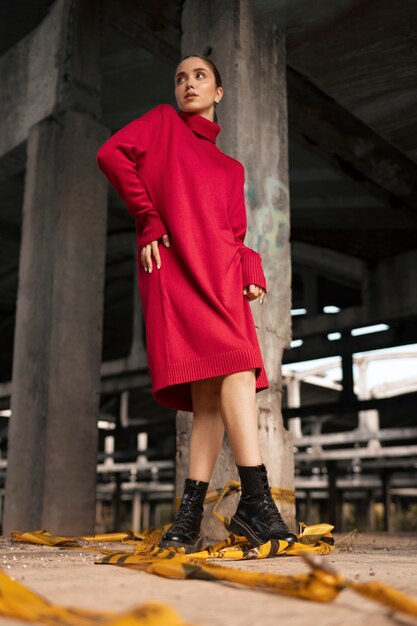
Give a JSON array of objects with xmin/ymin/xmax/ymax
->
[{"xmin": 176, "ymin": 53, "xmax": 222, "ymax": 123}]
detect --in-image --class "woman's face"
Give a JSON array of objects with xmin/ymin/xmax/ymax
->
[{"xmin": 175, "ymin": 57, "xmax": 222, "ymax": 117}]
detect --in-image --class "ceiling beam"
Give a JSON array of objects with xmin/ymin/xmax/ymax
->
[
  {"xmin": 285, "ymin": 317, "xmax": 417, "ymax": 364},
  {"xmin": 292, "ymin": 241, "xmax": 365, "ymax": 283},
  {"xmin": 105, "ymin": 0, "xmax": 179, "ymax": 66},
  {"xmin": 293, "ymin": 298, "xmax": 417, "ymax": 337},
  {"xmin": 287, "ymin": 65, "xmax": 417, "ymax": 223}
]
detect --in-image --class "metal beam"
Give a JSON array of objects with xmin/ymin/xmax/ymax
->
[
  {"xmin": 294, "ymin": 427, "xmax": 417, "ymax": 447},
  {"xmin": 296, "ymin": 446, "xmax": 417, "ymax": 461},
  {"xmin": 283, "ymin": 388, "xmax": 417, "ymax": 419}
]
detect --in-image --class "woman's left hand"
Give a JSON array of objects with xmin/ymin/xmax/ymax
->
[{"xmin": 243, "ymin": 284, "xmax": 266, "ymax": 304}]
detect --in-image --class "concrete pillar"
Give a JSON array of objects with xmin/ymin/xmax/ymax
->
[
  {"xmin": 364, "ymin": 248, "xmax": 417, "ymax": 320},
  {"xmin": 303, "ymin": 267, "xmax": 320, "ymax": 315},
  {"xmin": 3, "ymin": 111, "xmax": 108, "ymax": 535},
  {"xmin": 3, "ymin": 0, "xmax": 107, "ymax": 535},
  {"xmin": 368, "ymin": 490, "xmax": 376, "ymax": 531},
  {"xmin": 176, "ymin": 0, "xmax": 295, "ymax": 540},
  {"xmin": 340, "ymin": 335, "xmax": 356, "ymax": 404},
  {"xmin": 356, "ymin": 494, "xmax": 369, "ymax": 532},
  {"xmin": 381, "ymin": 470, "xmax": 392, "ymax": 532},
  {"xmin": 326, "ymin": 460, "xmax": 339, "ymax": 528},
  {"xmin": 287, "ymin": 375, "xmax": 303, "ymax": 439}
]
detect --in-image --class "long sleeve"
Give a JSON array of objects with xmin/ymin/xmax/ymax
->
[
  {"xmin": 228, "ymin": 164, "xmax": 267, "ymax": 293},
  {"xmin": 96, "ymin": 113, "xmax": 168, "ymax": 249}
]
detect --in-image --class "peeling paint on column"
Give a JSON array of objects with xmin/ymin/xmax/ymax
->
[{"xmin": 245, "ymin": 175, "xmax": 290, "ymax": 261}]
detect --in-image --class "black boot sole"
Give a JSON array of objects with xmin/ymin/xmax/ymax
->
[
  {"xmin": 230, "ymin": 515, "xmax": 296, "ymax": 547},
  {"xmin": 159, "ymin": 535, "xmax": 203, "ymax": 554}
]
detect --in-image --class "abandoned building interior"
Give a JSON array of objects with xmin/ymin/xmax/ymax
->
[{"xmin": 0, "ymin": 0, "xmax": 416, "ymax": 538}]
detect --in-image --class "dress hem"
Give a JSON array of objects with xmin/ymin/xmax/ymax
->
[{"xmin": 151, "ymin": 346, "xmax": 269, "ymax": 411}]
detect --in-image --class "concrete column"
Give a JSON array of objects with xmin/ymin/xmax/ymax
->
[
  {"xmin": 303, "ymin": 267, "xmax": 321, "ymax": 315},
  {"xmin": 287, "ymin": 375, "xmax": 302, "ymax": 440},
  {"xmin": 340, "ymin": 335, "xmax": 357, "ymax": 404},
  {"xmin": 364, "ymin": 248, "xmax": 417, "ymax": 320},
  {"xmin": 177, "ymin": 0, "xmax": 295, "ymax": 540},
  {"xmin": 326, "ymin": 460, "xmax": 339, "ymax": 529},
  {"xmin": 368, "ymin": 490, "xmax": 376, "ymax": 531},
  {"xmin": 381, "ymin": 470, "xmax": 392, "ymax": 532},
  {"xmin": 3, "ymin": 111, "xmax": 108, "ymax": 535}
]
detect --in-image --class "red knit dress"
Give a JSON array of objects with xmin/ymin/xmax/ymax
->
[{"xmin": 96, "ymin": 104, "xmax": 269, "ymax": 411}]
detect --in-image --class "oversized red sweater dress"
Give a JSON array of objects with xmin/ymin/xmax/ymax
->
[{"xmin": 96, "ymin": 104, "xmax": 269, "ymax": 411}]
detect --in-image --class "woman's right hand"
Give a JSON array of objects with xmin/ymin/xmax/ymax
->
[{"xmin": 141, "ymin": 234, "xmax": 170, "ymax": 272}]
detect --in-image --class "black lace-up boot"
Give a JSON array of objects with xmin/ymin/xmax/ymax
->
[
  {"xmin": 230, "ymin": 463, "xmax": 297, "ymax": 546},
  {"xmin": 160, "ymin": 477, "xmax": 209, "ymax": 553}
]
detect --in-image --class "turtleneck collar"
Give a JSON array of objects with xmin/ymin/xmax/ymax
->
[{"xmin": 178, "ymin": 109, "xmax": 221, "ymax": 144}]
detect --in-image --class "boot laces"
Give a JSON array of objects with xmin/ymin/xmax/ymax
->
[
  {"xmin": 170, "ymin": 493, "xmax": 201, "ymax": 532},
  {"xmin": 259, "ymin": 473, "xmax": 288, "ymax": 530}
]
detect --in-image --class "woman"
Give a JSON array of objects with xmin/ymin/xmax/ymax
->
[{"xmin": 96, "ymin": 54, "xmax": 296, "ymax": 552}]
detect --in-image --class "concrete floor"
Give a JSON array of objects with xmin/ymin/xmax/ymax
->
[{"xmin": 0, "ymin": 532, "xmax": 417, "ymax": 626}]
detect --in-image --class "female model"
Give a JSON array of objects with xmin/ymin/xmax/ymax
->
[{"xmin": 96, "ymin": 54, "xmax": 296, "ymax": 552}]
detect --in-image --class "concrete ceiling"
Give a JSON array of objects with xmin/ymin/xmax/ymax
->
[{"xmin": 281, "ymin": 0, "xmax": 417, "ymax": 164}]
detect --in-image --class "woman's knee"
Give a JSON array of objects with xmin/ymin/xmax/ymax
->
[{"xmin": 191, "ymin": 375, "xmax": 223, "ymax": 410}]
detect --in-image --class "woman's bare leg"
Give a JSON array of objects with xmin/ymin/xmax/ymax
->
[
  {"xmin": 188, "ymin": 369, "xmax": 261, "ymax": 480},
  {"xmin": 219, "ymin": 369, "xmax": 262, "ymax": 466},
  {"xmin": 185, "ymin": 369, "xmax": 296, "ymax": 546},
  {"xmin": 189, "ymin": 375, "xmax": 225, "ymax": 482}
]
